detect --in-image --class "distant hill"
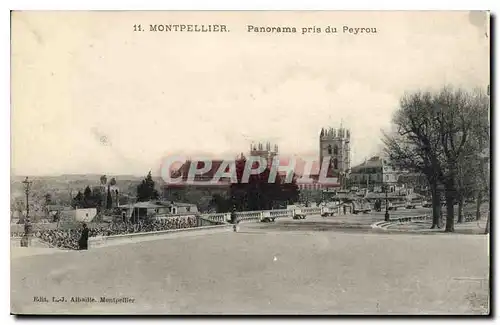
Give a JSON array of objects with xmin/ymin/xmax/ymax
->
[
  {"xmin": 10, "ymin": 174, "xmax": 166, "ymax": 208},
  {"xmin": 11, "ymin": 174, "xmax": 147, "ymax": 182}
]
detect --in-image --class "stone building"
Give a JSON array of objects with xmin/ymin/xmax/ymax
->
[
  {"xmin": 250, "ymin": 142, "xmax": 278, "ymax": 166},
  {"xmin": 319, "ymin": 126, "xmax": 351, "ymax": 188},
  {"xmin": 351, "ymin": 156, "xmax": 391, "ymax": 184},
  {"xmin": 349, "ymin": 155, "xmax": 429, "ymax": 196}
]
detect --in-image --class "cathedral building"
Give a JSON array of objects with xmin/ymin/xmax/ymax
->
[{"xmin": 249, "ymin": 142, "xmax": 278, "ymax": 167}]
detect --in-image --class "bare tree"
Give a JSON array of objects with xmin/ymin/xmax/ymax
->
[
  {"xmin": 385, "ymin": 87, "xmax": 489, "ymax": 232},
  {"xmin": 433, "ymin": 87, "xmax": 489, "ymax": 232},
  {"xmin": 455, "ymin": 154, "xmax": 476, "ymax": 223},
  {"xmin": 455, "ymin": 105, "xmax": 489, "ymax": 224},
  {"xmin": 383, "ymin": 91, "xmax": 444, "ymax": 228},
  {"xmin": 468, "ymin": 93, "xmax": 490, "ymax": 222}
]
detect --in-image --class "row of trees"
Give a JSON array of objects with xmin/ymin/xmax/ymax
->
[
  {"xmin": 384, "ymin": 86, "xmax": 490, "ymax": 232},
  {"xmin": 210, "ymin": 155, "xmax": 300, "ymax": 212},
  {"xmin": 71, "ymin": 176, "xmax": 119, "ymax": 211},
  {"xmin": 69, "ymin": 171, "xmax": 160, "ymax": 210},
  {"xmin": 72, "ymin": 185, "xmax": 113, "ymax": 210}
]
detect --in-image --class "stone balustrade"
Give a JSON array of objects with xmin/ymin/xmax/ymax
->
[
  {"xmin": 268, "ymin": 210, "xmax": 293, "ymax": 218},
  {"xmin": 303, "ymin": 207, "xmax": 322, "ymax": 215},
  {"xmin": 202, "ymin": 213, "xmax": 230, "ymax": 224},
  {"xmin": 235, "ymin": 211, "xmax": 263, "ymax": 222},
  {"xmin": 203, "ymin": 207, "xmax": 324, "ymax": 223}
]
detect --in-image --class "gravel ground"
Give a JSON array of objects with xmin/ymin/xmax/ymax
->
[{"xmin": 11, "ymin": 222, "xmax": 490, "ymax": 315}]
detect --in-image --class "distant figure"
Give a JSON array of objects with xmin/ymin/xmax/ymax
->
[
  {"xmin": 230, "ymin": 207, "xmax": 237, "ymax": 224},
  {"xmin": 231, "ymin": 207, "xmax": 238, "ymax": 232},
  {"xmin": 78, "ymin": 223, "xmax": 89, "ymax": 250}
]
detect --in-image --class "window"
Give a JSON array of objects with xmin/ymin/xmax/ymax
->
[
  {"xmin": 333, "ymin": 145, "xmax": 338, "ymax": 155},
  {"xmin": 333, "ymin": 158, "xmax": 338, "ymax": 169},
  {"xmin": 327, "ymin": 145, "xmax": 332, "ymax": 154}
]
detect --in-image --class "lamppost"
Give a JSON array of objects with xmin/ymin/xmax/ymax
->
[
  {"xmin": 21, "ymin": 177, "xmax": 33, "ymax": 247},
  {"xmin": 384, "ymin": 184, "xmax": 390, "ymax": 222}
]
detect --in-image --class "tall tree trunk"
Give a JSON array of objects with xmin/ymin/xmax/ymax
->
[
  {"xmin": 476, "ymin": 189, "xmax": 482, "ymax": 221},
  {"xmin": 457, "ymin": 194, "xmax": 464, "ymax": 223},
  {"xmin": 485, "ymin": 211, "xmax": 490, "ymax": 235},
  {"xmin": 445, "ymin": 188, "xmax": 455, "ymax": 232},
  {"xmin": 431, "ymin": 184, "xmax": 441, "ymax": 229}
]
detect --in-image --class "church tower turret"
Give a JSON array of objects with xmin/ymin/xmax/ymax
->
[{"xmin": 319, "ymin": 125, "xmax": 351, "ymax": 188}]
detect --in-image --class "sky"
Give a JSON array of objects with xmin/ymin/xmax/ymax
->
[{"xmin": 11, "ymin": 11, "xmax": 489, "ymax": 176}]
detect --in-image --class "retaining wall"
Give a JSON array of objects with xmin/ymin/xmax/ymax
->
[
  {"xmin": 371, "ymin": 214, "xmax": 431, "ymax": 230},
  {"xmin": 88, "ymin": 224, "xmax": 233, "ymax": 247}
]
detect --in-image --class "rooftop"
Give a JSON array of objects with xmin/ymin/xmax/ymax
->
[{"xmin": 351, "ymin": 155, "xmax": 388, "ymax": 171}]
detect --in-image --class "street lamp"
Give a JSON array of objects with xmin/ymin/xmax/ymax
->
[
  {"xmin": 384, "ymin": 184, "xmax": 390, "ymax": 222},
  {"xmin": 21, "ymin": 177, "xmax": 33, "ymax": 247}
]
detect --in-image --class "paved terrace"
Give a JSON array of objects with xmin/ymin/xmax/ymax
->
[{"xmin": 11, "ymin": 212, "xmax": 489, "ymax": 315}]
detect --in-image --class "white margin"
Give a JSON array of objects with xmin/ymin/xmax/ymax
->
[{"xmin": 2, "ymin": 1, "xmax": 497, "ymax": 324}]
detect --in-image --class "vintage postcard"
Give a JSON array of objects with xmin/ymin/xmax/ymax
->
[{"xmin": 10, "ymin": 11, "xmax": 490, "ymax": 315}]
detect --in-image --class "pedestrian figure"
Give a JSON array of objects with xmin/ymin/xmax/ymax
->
[
  {"xmin": 231, "ymin": 207, "xmax": 239, "ymax": 232},
  {"xmin": 78, "ymin": 223, "xmax": 89, "ymax": 250}
]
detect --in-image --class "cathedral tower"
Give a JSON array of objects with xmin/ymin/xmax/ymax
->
[
  {"xmin": 250, "ymin": 142, "xmax": 279, "ymax": 166},
  {"xmin": 319, "ymin": 126, "xmax": 351, "ymax": 187}
]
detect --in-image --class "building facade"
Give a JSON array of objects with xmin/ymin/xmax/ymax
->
[{"xmin": 350, "ymin": 155, "xmax": 403, "ymax": 192}]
